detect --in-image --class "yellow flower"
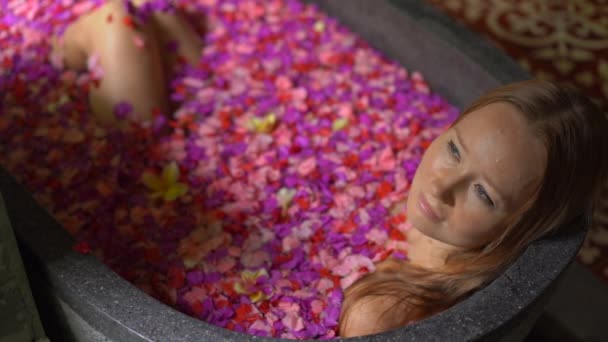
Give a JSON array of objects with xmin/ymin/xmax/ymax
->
[
  {"xmin": 234, "ymin": 269, "xmax": 269, "ymax": 303},
  {"xmin": 313, "ymin": 20, "xmax": 325, "ymax": 33},
  {"xmin": 141, "ymin": 161, "xmax": 188, "ymax": 202},
  {"xmin": 249, "ymin": 113, "xmax": 277, "ymax": 133},
  {"xmin": 332, "ymin": 117, "xmax": 349, "ymax": 131}
]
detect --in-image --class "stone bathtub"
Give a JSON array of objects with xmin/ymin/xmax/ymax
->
[{"xmin": 3, "ymin": 0, "xmax": 586, "ymax": 341}]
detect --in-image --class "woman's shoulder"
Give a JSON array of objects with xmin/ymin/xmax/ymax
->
[{"xmin": 340, "ymin": 294, "xmax": 407, "ymax": 338}]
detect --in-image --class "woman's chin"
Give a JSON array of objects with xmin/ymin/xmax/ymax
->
[{"xmin": 406, "ymin": 207, "xmax": 432, "ymax": 235}]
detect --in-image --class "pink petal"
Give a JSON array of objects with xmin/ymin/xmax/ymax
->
[
  {"xmin": 249, "ymin": 320, "xmax": 271, "ymax": 333},
  {"xmin": 267, "ymin": 168, "xmax": 280, "ymax": 182},
  {"xmin": 235, "ymin": 42, "xmax": 255, "ymax": 54},
  {"xmin": 61, "ymin": 70, "xmax": 78, "ymax": 84},
  {"xmin": 221, "ymin": 201, "xmax": 258, "ymax": 214},
  {"xmin": 217, "ymin": 257, "xmax": 236, "ymax": 272},
  {"xmin": 341, "ymin": 271, "xmax": 364, "ymax": 289},
  {"xmin": 241, "ymin": 250, "xmax": 270, "ymax": 268},
  {"xmin": 323, "ymin": 330, "xmax": 336, "ymax": 339},
  {"xmin": 49, "ymin": 48, "xmax": 64, "ymax": 69},
  {"xmin": 318, "ymin": 50, "xmax": 333, "ymax": 64},
  {"xmin": 274, "ymin": 129, "xmax": 293, "ymax": 147},
  {"xmin": 357, "ymin": 209, "xmax": 371, "ymax": 225},
  {"xmin": 282, "ymin": 235, "xmax": 300, "ymax": 252},
  {"xmin": 333, "ymin": 255, "xmax": 375, "ymax": 277},
  {"xmin": 365, "ymin": 229, "xmax": 388, "ymax": 245},
  {"xmin": 243, "ymin": 233, "xmax": 264, "ymax": 251},
  {"xmin": 87, "ymin": 52, "xmax": 103, "ymax": 75},
  {"xmin": 275, "ymin": 279, "xmax": 292, "ymax": 289},
  {"xmin": 22, "ymin": 28, "xmax": 43, "ymax": 46},
  {"xmin": 333, "ymin": 193, "xmax": 354, "ymax": 211},
  {"xmin": 228, "ymin": 246, "xmax": 242, "ymax": 257},
  {"xmin": 230, "ymin": 79, "xmax": 247, "ymax": 95},
  {"xmin": 310, "ymin": 300, "xmax": 324, "ymax": 315},
  {"xmin": 315, "ymin": 278, "xmax": 335, "ymax": 293},
  {"xmin": 183, "ymin": 286, "xmax": 207, "ymax": 304},
  {"xmin": 133, "ymin": 35, "xmax": 146, "ymax": 49},
  {"xmin": 197, "ymin": 124, "xmax": 217, "ymax": 136},
  {"xmin": 297, "ymin": 157, "xmax": 316, "ymax": 176},
  {"xmin": 278, "ymin": 301, "xmax": 300, "ymax": 314},
  {"xmin": 317, "ymin": 250, "xmax": 338, "ymax": 269},
  {"xmin": 377, "ymin": 146, "xmax": 396, "ymax": 171},
  {"xmin": 291, "ymin": 87, "xmax": 307, "ymax": 100},
  {"xmin": 265, "ymin": 311, "xmax": 279, "ymax": 324},
  {"xmin": 281, "ymin": 312, "xmax": 305, "ymax": 332},
  {"xmin": 394, "ymin": 172, "xmax": 409, "ymax": 192},
  {"xmin": 337, "ymin": 103, "xmax": 354, "ymax": 119},
  {"xmin": 345, "ymin": 185, "xmax": 365, "ymax": 198},
  {"xmin": 72, "ymin": 1, "xmax": 95, "ymax": 15},
  {"xmin": 274, "ymin": 75, "xmax": 292, "ymax": 90},
  {"xmin": 183, "ymin": 77, "xmax": 205, "ymax": 88}
]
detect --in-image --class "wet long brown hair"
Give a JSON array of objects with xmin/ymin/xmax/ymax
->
[{"xmin": 339, "ymin": 80, "xmax": 608, "ymax": 334}]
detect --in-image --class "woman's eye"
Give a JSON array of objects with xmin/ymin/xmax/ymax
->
[
  {"xmin": 447, "ymin": 139, "xmax": 461, "ymax": 161},
  {"xmin": 475, "ymin": 184, "xmax": 495, "ymax": 207}
]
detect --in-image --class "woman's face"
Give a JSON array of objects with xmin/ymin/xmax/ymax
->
[{"xmin": 406, "ymin": 102, "xmax": 546, "ymax": 249}]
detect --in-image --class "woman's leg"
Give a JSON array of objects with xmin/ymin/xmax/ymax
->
[
  {"xmin": 56, "ymin": 1, "xmax": 167, "ymax": 126},
  {"xmin": 55, "ymin": 1, "xmax": 203, "ymax": 126},
  {"xmin": 131, "ymin": 0, "xmax": 204, "ymax": 68},
  {"xmin": 134, "ymin": 1, "xmax": 205, "ymax": 113},
  {"xmin": 153, "ymin": 11, "xmax": 203, "ymax": 67}
]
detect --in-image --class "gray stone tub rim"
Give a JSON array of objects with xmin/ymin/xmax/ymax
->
[{"xmin": 4, "ymin": 0, "xmax": 586, "ymax": 341}]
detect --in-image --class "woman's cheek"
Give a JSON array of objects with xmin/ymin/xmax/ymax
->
[{"xmin": 453, "ymin": 201, "xmax": 493, "ymax": 246}]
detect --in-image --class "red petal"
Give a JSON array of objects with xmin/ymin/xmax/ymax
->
[{"xmin": 376, "ymin": 181, "xmax": 393, "ymax": 199}]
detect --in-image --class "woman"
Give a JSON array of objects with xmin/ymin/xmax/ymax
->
[{"xmin": 339, "ymin": 80, "xmax": 608, "ymax": 337}]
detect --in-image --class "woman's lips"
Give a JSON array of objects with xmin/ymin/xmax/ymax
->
[{"xmin": 418, "ymin": 193, "xmax": 441, "ymax": 223}]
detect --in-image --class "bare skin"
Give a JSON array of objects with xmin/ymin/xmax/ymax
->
[
  {"xmin": 406, "ymin": 102, "xmax": 546, "ymax": 268},
  {"xmin": 53, "ymin": 0, "xmax": 203, "ymax": 126},
  {"xmin": 341, "ymin": 103, "xmax": 547, "ymax": 337},
  {"xmin": 340, "ymin": 296, "xmax": 404, "ymax": 338}
]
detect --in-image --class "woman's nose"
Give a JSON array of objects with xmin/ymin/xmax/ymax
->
[{"xmin": 428, "ymin": 170, "xmax": 460, "ymax": 206}]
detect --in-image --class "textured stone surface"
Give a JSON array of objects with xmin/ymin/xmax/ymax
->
[
  {"xmin": 542, "ymin": 262, "xmax": 608, "ymax": 341},
  {"xmin": 2, "ymin": 0, "xmax": 585, "ymax": 341},
  {"xmin": 0, "ymin": 193, "xmax": 48, "ymax": 342}
]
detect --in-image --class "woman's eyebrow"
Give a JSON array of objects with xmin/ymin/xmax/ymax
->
[{"xmin": 453, "ymin": 127, "xmax": 509, "ymax": 205}]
